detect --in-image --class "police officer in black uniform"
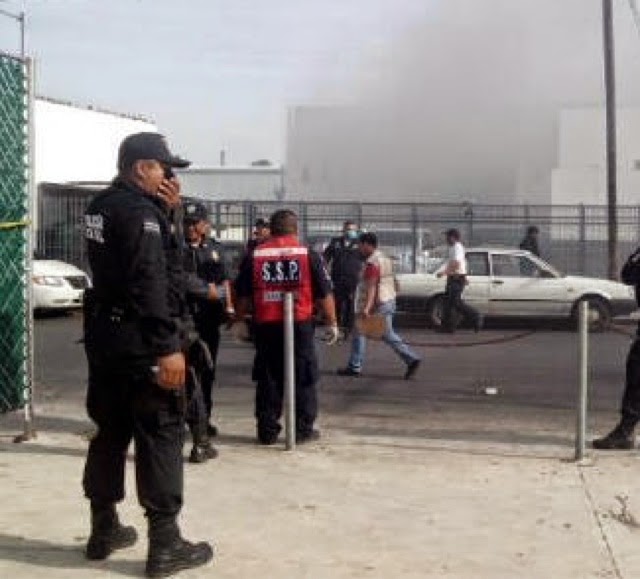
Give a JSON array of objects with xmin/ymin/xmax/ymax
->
[
  {"xmin": 82, "ymin": 132, "xmax": 213, "ymax": 577},
  {"xmin": 593, "ymin": 249, "xmax": 640, "ymax": 450},
  {"xmin": 183, "ymin": 201, "xmax": 234, "ymax": 441},
  {"xmin": 323, "ymin": 220, "xmax": 363, "ymax": 338},
  {"xmin": 234, "ymin": 209, "xmax": 338, "ymax": 445}
]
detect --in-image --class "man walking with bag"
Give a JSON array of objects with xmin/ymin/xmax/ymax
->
[{"xmin": 338, "ymin": 232, "xmax": 421, "ymax": 379}]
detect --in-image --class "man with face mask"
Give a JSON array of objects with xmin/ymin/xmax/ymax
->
[
  {"xmin": 82, "ymin": 133, "xmax": 213, "ymax": 577},
  {"xmin": 323, "ymin": 220, "xmax": 363, "ymax": 338}
]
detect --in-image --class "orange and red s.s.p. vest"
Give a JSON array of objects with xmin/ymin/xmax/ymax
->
[{"xmin": 252, "ymin": 235, "xmax": 314, "ymax": 323}]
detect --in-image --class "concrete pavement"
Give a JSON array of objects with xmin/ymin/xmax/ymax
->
[{"xmin": 0, "ymin": 315, "xmax": 638, "ymax": 578}]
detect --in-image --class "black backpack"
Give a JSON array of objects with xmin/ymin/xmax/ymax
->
[{"xmin": 621, "ymin": 247, "xmax": 640, "ymax": 286}]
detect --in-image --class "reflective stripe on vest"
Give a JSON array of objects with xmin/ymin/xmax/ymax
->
[{"xmin": 252, "ymin": 237, "xmax": 314, "ymax": 323}]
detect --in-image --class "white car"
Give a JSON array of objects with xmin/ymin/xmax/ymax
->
[
  {"xmin": 396, "ymin": 247, "xmax": 637, "ymax": 330},
  {"xmin": 32, "ymin": 259, "xmax": 91, "ymax": 312}
]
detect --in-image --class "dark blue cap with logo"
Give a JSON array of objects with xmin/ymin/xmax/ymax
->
[
  {"xmin": 183, "ymin": 201, "xmax": 209, "ymax": 223},
  {"xmin": 118, "ymin": 132, "xmax": 191, "ymax": 171}
]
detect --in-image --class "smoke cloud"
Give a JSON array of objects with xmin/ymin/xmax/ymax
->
[{"xmin": 289, "ymin": 0, "xmax": 640, "ymax": 203}]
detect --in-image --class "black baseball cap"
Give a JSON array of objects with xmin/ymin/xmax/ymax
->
[
  {"xmin": 183, "ymin": 201, "xmax": 209, "ymax": 223},
  {"xmin": 117, "ymin": 132, "xmax": 191, "ymax": 171}
]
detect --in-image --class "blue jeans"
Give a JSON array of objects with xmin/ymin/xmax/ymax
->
[{"xmin": 348, "ymin": 300, "xmax": 421, "ymax": 372}]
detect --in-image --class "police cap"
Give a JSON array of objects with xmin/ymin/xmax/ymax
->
[
  {"xmin": 183, "ymin": 201, "xmax": 209, "ymax": 223},
  {"xmin": 118, "ymin": 132, "xmax": 191, "ymax": 171}
]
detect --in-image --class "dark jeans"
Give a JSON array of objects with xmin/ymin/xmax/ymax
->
[
  {"xmin": 253, "ymin": 321, "xmax": 319, "ymax": 438},
  {"xmin": 443, "ymin": 277, "xmax": 480, "ymax": 331},
  {"xmin": 334, "ymin": 288, "xmax": 356, "ymax": 335},
  {"xmin": 83, "ymin": 359, "xmax": 184, "ymax": 519},
  {"xmin": 621, "ymin": 338, "xmax": 640, "ymax": 424}
]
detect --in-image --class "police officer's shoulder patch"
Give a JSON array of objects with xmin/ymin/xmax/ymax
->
[{"xmin": 143, "ymin": 219, "xmax": 161, "ymax": 234}]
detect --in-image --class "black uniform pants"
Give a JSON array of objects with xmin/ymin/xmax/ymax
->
[
  {"xmin": 83, "ymin": 359, "xmax": 184, "ymax": 519},
  {"xmin": 334, "ymin": 287, "xmax": 356, "ymax": 335},
  {"xmin": 443, "ymin": 277, "xmax": 480, "ymax": 331},
  {"xmin": 195, "ymin": 308, "xmax": 224, "ymax": 421},
  {"xmin": 621, "ymin": 338, "xmax": 640, "ymax": 423},
  {"xmin": 254, "ymin": 321, "xmax": 319, "ymax": 438}
]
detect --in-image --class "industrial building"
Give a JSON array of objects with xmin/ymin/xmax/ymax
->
[
  {"xmin": 177, "ymin": 165, "xmax": 285, "ymax": 201},
  {"xmin": 551, "ymin": 106, "xmax": 640, "ymax": 207},
  {"xmin": 34, "ymin": 96, "xmax": 157, "ymax": 185}
]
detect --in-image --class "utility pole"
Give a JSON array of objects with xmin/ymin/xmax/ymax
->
[{"xmin": 603, "ymin": 0, "xmax": 618, "ymax": 280}]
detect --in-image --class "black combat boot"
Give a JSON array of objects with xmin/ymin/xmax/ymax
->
[
  {"xmin": 593, "ymin": 417, "xmax": 637, "ymax": 450},
  {"xmin": 146, "ymin": 514, "xmax": 214, "ymax": 578},
  {"xmin": 188, "ymin": 425, "xmax": 219, "ymax": 464},
  {"xmin": 85, "ymin": 503, "xmax": 138, "ymax": 561},
  {"xmin": 188, "ymin": 439, "xmax": 219, "ymax": 463}
]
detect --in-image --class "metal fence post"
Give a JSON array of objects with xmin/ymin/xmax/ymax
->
[
  {"xmin": 578, "ymin": 204, "xmax": 587, "ymax": 275},
  {"xmin": 575, "ymin": 300, "xmax": 589, "ymax": 461},
  {"xmin": 284, "ymin": 292, "xmax": 296, "ymax": 451},
  {"xmin": 411, "ymin": 205, "xmax": 418, "ymax": 273}
]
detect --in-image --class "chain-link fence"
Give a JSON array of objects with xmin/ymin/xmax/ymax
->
[
  {"xmin": 0, "ymin": 52, "xmax": 31, "ymax": 414},
  {"xmin": 37, "ymin": 183, "xmax": 640, "ymax": 279}
]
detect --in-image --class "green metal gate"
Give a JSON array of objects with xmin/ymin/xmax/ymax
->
[{"xmin": 0, "ymin": 53, "xmax": 31, "ymax": 415}]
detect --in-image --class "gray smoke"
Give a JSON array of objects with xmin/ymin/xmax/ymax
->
[{"xmin": 290, "ymin": 0, "xmax": 640, "ymax": 203}]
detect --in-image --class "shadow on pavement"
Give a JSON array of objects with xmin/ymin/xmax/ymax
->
[
  {"xmin": 0, "ymin": 441, "xmax": 87, "ymax": 459},
  {"xmin": 339, "ymin": 424, "xmax": 573, "ymax": 450},
  {"xmin": 0, "ymin": 414, "xmax": 93, "ymax": 436},
  {"xmin": 0, "ymin": 533, "xmax": 140, "ymax": 577},
  {"xmin": 352, "ymin": 439, "xmax": 568, "ymax": 461}
]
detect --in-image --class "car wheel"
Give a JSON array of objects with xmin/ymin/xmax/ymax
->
[{"xmin": 573, "ymin": 297, "xmax": 612, "ymax": 332}]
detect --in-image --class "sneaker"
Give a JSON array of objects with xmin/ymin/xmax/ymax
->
[
  {"xmin": 146, "ymin": 538, "xmax": 214, "ymax": 578},
  {"xmin": 337, "ymin": 367, "xmax": 361, "ymax": 377},
  {"xmin": 404, "ymin": 359, "xmax": 421, "ymax": 380},
  {"xmin": 86, "ymin": 517, "xmax": 138, "ymax": 561},
  {"xmin": 296, "ymin": 430, "xmax": 321, "ymax": 444},
  {"xmin": 592, "ymin": 426, "xmax": 635, "ymax": 450}
]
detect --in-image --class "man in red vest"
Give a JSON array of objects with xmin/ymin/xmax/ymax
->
[{"xmin": 235, "ymin": 209, "xmax": 338, "ymax": 445}]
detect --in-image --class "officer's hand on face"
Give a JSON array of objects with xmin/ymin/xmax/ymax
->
[
  {"xmin": 157, "ymin": 177, "xmax": 181, "ymax": 209},
  {"xmin": 156, "ymin": 352, "xmax": 186, "ymax": 389}
]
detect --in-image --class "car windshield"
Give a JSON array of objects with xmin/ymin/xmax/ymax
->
[{"xmin": 530, "ymin": 255, "xmax": 563, "ymax": 278}]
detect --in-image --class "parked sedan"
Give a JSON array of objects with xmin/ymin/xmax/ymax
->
[
  {"xmin": 396, "ymin": 247, "xmax": 637, "ymax": 330},
  {"xmin": 32, "ymin": 259, "xmax": 91, "ymax": 312}
]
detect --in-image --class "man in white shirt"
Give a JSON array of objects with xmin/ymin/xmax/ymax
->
[{"xmin": 437, "ymin": 229, "xmax": 483, "ymax": 333}]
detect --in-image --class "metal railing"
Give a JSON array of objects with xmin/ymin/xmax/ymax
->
[{"xmin": 36, "ymin": 183, "xmax": 640, "ymax": 278}]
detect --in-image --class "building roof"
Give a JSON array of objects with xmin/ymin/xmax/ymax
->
[{"xmin": 36, "ymin": 95, "xmax": 154, "ymax": 124}]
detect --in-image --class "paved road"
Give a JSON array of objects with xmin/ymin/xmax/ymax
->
[
  {"xmin": 0, "ymin": 314, "xmax": 637, "ymax": 579},
  {"xmin": 29, "ymin": 312, "xmax": 633, "ymax": 444}
]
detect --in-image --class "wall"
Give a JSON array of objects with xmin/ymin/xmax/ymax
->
[
  {"xmin": 34, "ymin": 98, "xmax": 156, "ymax": 184},
  {"xmin": 552, "ymin": 107, "xmax": 640, "ymax": 206},
  {"xmin": 177, "ymin": 166, "xmax": 285, "ymax": 201}
]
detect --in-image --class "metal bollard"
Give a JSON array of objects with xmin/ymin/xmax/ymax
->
[
  {"xmin": 284, "ymin": 292, "xmax": 296, "ymax": 451},
  {"xmin": 575, "ymin": 300, "xmax": 589, "ymax": 461}
]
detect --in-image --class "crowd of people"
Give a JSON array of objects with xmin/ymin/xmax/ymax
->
[
  {"xmin": 80, "ymin": 131, "xmax": 488, "ymax": 577},
  {"xmin": 81, "ymin": 132, "xmax": 639, "ymax": 578}
]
